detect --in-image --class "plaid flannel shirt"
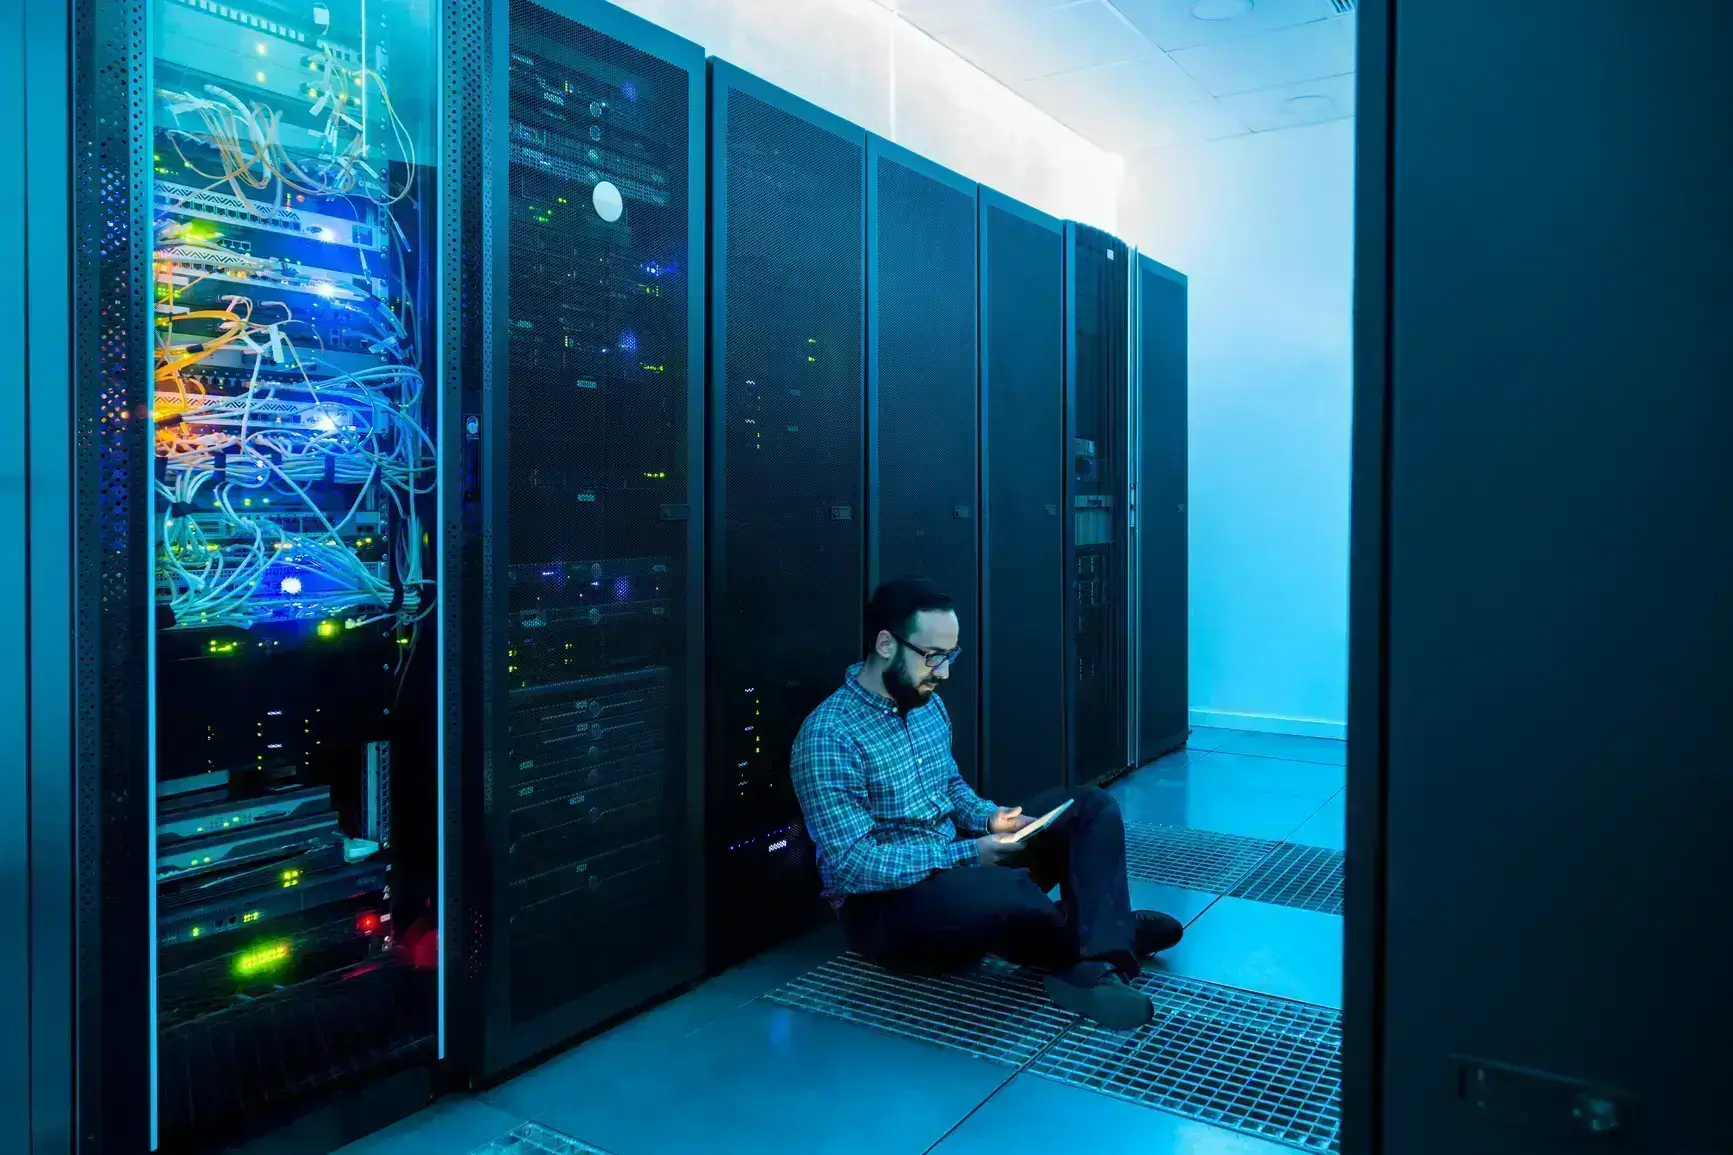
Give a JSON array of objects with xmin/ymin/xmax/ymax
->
[{"xmin": 790, "ymin": 663, "xmax": 1001, "ymax": 905}]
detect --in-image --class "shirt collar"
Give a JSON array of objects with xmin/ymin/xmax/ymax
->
[{"xmin": 843, "ymin": 662, "xmax": 900, "ymax": 715}]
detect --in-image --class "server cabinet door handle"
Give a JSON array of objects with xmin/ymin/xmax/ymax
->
[{"xmin": 463, "ymin": 414, "xmax": 482, "ymax": 502}]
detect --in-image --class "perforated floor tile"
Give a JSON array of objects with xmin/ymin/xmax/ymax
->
[
  {"xmin": 763, "ymin": 951, "xmax": 1073, "ymax": 1066},
  {"xmin": 1123, "ymin": 822, "xmax": 1283, "ymax": 893},
  {"xmin": 1032, "ymin": 972, "xmax": 1342, "ymax": 1152},
  {"xmin": 1229, "ymin": 843, "xmax": 1345, "ymax": 916},
  {"xmin": 468, "ymin": 1122, "xmax": 612, "ymax": 1155}
]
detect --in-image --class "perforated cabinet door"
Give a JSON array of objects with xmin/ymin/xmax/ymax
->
[
  {"xmin": 867, "ymin": 138, "xmax": 980, "ymax": 787},
  {"xmin": 482, "ymin": 0, "xmax": 706, "ymax": 1074},
  {"xmin": 1064, "ymin": 223, "xmax": 1131, "ymax": 787},
  {"xmin": 1137, "ymin": 255, "xmax": 1189, "ymax": 763},
  {"xmin": 706, "ymin": 61, "xmax": 866, "ymax": 971},
  {"xmin": 980, "ymin": 192, "xmax": 1066, "ymax": 807}
]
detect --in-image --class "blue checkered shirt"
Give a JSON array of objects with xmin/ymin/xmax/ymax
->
[{"xmin": 790, "ymin": 663, "xmax": 1001, "ymax": 904}]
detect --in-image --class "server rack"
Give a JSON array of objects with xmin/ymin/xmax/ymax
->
[
  {"xmin": 865, "ymin": 135, "xmax": 980, "ymax": 787},
  {"xmin": 978, "ymin": 189, "xmax": 1067, "ymax": 807},
  {"xmin": 1133, "ymin": 253, "xmax": 1189, "ymax": 764},
  {"xmin": 50, "ymin": 0, "xmax": 466, "ymax": 1149},
  {"xmin": 1063, "ymin": 223, "xmax": 1131, "ymax": 786},
  {"xmin": 707, "ymin": 59, "xmax": 867, "ymax": 970},
  {"xmin": 468, "ymin": 0, "xmax": 707, "ymax": 1077}
]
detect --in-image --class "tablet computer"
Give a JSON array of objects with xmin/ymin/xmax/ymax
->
[{"xmin": 1000, "ymin": 798, "xmax": 1074, "ymax": 845}]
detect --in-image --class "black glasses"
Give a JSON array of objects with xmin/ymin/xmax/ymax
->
[{"xmin": 890, "ymin": 633, "xmax": 962, "ymax": 669}]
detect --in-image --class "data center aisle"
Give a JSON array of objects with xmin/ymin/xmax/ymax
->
[{"xmin": 337, "ymin": 728, "xmax": 1346, "ymax": 1155}]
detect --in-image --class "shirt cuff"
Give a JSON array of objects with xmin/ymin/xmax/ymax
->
[
  {"xmin": 959, "ymin": 798, "xmax": 1000, "ymax": 836},
  {"xmin": 947, "ymin": 838, "xmax": 981, "ymax": 869}
]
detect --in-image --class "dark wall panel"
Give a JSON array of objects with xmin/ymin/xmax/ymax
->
[
  {"xmin": 482, "ymin": 0, "xmax": 706, "ymax": 1073},
  {"xmin": 979, "ymin": 193, "xmax": 1065, "ymax": 807},
  {"xmin": 868, "ymin": 139, "xmax": 979, "ymax": 785},
  {"xmin": 707, "ymin": 61, "xmax": 865, "ymax": 970},
  {"xmin": 1136, "ymin": 256, "xmax": 1188, "ymax": 762}
]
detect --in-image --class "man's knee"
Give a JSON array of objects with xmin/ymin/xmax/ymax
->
[{"xmin": 1071, "ymin": 785, "xmax": 1121, "ymax": 823}]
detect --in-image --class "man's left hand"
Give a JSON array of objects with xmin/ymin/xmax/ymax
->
[{"xmin": 989, "ymin": 807, "xmax": 1033, "ymax": 835}]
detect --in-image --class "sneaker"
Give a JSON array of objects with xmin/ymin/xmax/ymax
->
[
  {"xmin": 1133, "ymin": 910, "xmax": 1184, "ymax": 957},
  {"xmin": 1043, "ymin": 963, "xmax": 1155, "ymax": 1030}
]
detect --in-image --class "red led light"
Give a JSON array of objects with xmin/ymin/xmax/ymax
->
[{"xmin": 356, "ymin": 912, "xmax": 380, "ymax": 934}]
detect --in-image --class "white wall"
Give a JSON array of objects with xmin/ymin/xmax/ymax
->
[
  {"xmin": 1119, "ymin": 119, "xmax": 1355, "ymax": 735},
  {"xmin": 608, "ymin": 0, "xmax": 1123, "ymax": 229}
]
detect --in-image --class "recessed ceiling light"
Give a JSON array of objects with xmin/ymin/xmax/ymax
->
[
  {"xmin": 1191, "ymin": 0, "xmax": 1254, "ymax": 20},
  {"xmin": 1282, "ymin": 94, "xmax": 1335, "ymax": 113}
]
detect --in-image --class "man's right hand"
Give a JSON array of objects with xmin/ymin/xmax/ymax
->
[{"xmin": 975, "ymin": 833, "xmax": 1027, "ymax": 869}]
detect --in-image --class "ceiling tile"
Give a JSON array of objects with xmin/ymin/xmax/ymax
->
[
  {"xmin": 932, "ymin": 0, "xmax": 1160, "ymax": 82},
  {"xmin": 1217, "ymin": 70, "xmax": 1355, "ymax": 131},
  {"xmin": 1106, "ymin": 0, "xmax": 1340, "ymax": 52},
  {"xmin": 1016, "ymin": 52, "xmax": 1212, "ymax": 127},
  {"xmin": 877, "ymin": 0, "xmax": 1077, "ymax": 35},
  {"xmin": 1168, "ymin": 13, "xmax": 1355, "ymax": 95},
  {"xmin": 1084, "ymin": 97, "xmax": 1250, "ymax": 154}
]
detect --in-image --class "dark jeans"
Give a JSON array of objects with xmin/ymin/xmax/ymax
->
[{"xmin": 839, "ymin": 786, "xmax": 1138, "ymax": 979}]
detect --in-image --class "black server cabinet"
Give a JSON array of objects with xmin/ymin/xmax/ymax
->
[
  {"xmin": 471, "ymin": 0, "xmax": 707, "ymax": 1077},
  {"xmin": 866, "ymin": 136, "xmax": 980, "ymax": 787},
  {"xmin": 978, "ymin": 189, "xmax": 1067, "ymax": 806},
  {"xmin": 1133, "ymin": 254, "xmax": 1189, "ymax": 764},
  {"xmin": 707, "ymin": 59, "xmax": 866, "ymax": 970},
  {"xmin": 1063, "ymin": 223, "xmax": 1131, "ymax": 787},
  {"xmin": 54, "ymin": 0, "xmax": 465, "ymax": 1150}
]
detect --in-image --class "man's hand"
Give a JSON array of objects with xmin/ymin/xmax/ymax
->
[
  {"xmin": 974, "ymin": 833, "xmax": 1027, "ymax": 869},
  {"xmin": 988, "ymin": 806, "xmax": 1033, "ymax": 835}
]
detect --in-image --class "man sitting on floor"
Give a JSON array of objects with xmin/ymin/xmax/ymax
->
[{"xmin": 790, "ymin": 577, "xmax": 1183, "ymax": 1030}]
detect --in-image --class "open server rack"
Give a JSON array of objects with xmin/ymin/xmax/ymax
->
[{"xmin": 45, "ymin": 0, "xmax": 466, "ymax": 1150}]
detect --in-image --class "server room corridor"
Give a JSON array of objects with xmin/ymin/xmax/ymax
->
[{"xmin": 339, "ymin": 725, "xmax": 1346, "ymax": 1155}]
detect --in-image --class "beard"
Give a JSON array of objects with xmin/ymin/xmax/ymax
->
[{"xmin": 885, "ymin": 661, "xmax": 938, "ymax": 713}]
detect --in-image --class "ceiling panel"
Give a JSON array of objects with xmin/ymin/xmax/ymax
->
[
  {"xmin": 1167, "ymin": 13, "xmax": 1355, "ymax": 95},
  {"xmin": 1085, "ymin": 97, "xmax": 1250, "ymax": 153},
  {"xmin": 1106, "ymin": 0, "xmax": 1341, "ymax": 52},
  {"xmin": 933, "ymin": 0, "xmax": 1160, "ymax": 82},
  {"xmin": 882, "ymin": 0, "xmax": 1079, "ymax": 35},
  {"xmin": 1016, "ymin": 51, "xmax": 1212, "ymax": 126},
  {"xmin": 1216, "ymin": 70, "xmax": 1355, "ymax": 130}
]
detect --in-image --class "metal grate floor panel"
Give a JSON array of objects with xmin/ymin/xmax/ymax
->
[
  {"xmin": 1229, "ymin": 843, "xmax": 1345, "ymax": 915},
  {"xmin": 469, "ymin": 1122, "xmax": 613, "ymax": 1155},
  {"xmin": 1033, "ymin": 971, "xmax": 1343, "ymax": 1152},
  {"xmin": 1123, "ymin": 822, "xmax": 1281, "ymax": 893},
  {"xmin": 763, "ymin": 951, "xmax": 1074, "ymax": 1066}
]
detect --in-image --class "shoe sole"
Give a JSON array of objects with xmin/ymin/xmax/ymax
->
[{"xmin": 1043, "ymin": 973, "xmax": 1155, "ymax": 1031}]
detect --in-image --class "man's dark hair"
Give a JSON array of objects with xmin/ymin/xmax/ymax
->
[{"xmin": 864, "ymin": 577, "xmax": 955, "ymax": 655}]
